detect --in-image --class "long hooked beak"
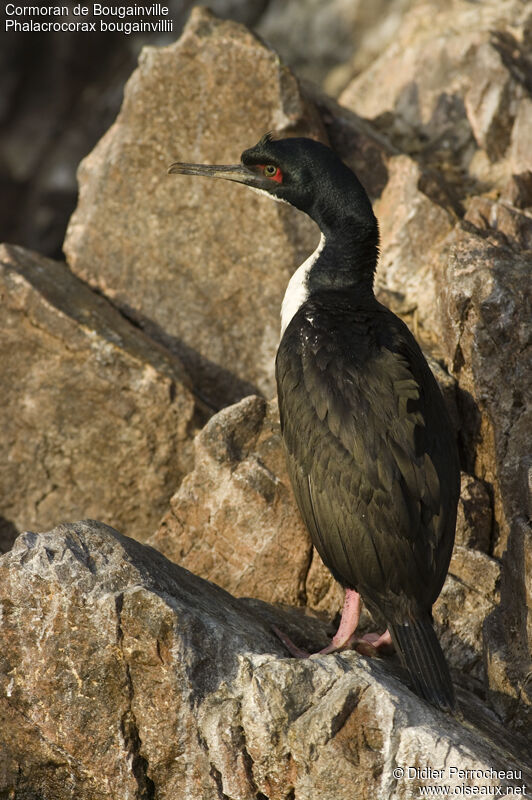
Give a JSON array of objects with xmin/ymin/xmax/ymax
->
[{"xmin": 168, "ymin": 161, "xmax": 260, "ymax": 187}]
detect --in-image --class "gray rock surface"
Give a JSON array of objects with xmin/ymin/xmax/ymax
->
[
  {"xmin": 1, "ymin": 521, "xmax": 530, "ymax": 800},
  {"xmin": 455, "ymin": 473, "xmax": 493, "ymax": 552},
  {"xmin": 64, "ymin": 8, "xmax": 324, "ymax": 408},
  {"xmin": 0, "ymin": 243, "xmax": 197, "ymax": 549}
]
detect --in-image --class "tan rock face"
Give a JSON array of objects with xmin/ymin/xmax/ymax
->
[
  {"xmin": 1, "ymin": 522, "xmax": 529, "ymax": 799},
  {"xmin": 340, "ymin": 0, "xmax": 530, "ymax": 194},
  {"xmin": 64, "ymin": 8, "xmax": 324, "ymax": 408},
  {"xmin": 150, "ymin": 395, "xmax": 313, "ymax": 606},
  {"xmin": 455, "ymin": 473, "xmax": 492, "ymax": 552},
  {"xmin": 436, "ymin": 222, "xmax": 532, "ymax": 727},
  {"xmin": 437, "ymin": 224, "xmax": 530, "ymax": 554},
  {"xmin": 0, "ymin": 243, "xmax": 196, "ymax": 547},
  {"xmin": 255, "ymin": 0, "xmax": 417, "ymax": 93},
  {"xmin": 373, "ymin": 155, "xmax": 456, "ymax": 339},
  {"xmin": 434, "ymin": 546, "xmax": 500, "ymax": 681}
]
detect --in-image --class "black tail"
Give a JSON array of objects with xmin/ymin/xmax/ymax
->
[{"xmin": 388, "ymin": 617, "xmax": 455, "ymax": 711}]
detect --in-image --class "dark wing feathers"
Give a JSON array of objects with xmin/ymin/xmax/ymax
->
[{"xmin": 276, "ymin": 295, "xmax": 459, "ymax": 621}]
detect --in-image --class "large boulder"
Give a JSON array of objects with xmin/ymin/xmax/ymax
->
[
  {"xmin": 436, "ymin": 222, "xmax": 532, "ymax": 733},
  {"xmin": 0, "ymin": 243, "xmax": 197, "ymax": 549},
  {"xmin": 150, "ymin": 395, "xmax": 314, "ymax": 608},
  {"xmin": 340, "ymin": 0, "xmax": 531, "ymax": 194},
  {"xmin": 255, "ymin": 0, "xmax": 417, "ymax": 92},
  {"xmin": 372, "ymin": 155, "xmax": 457, "ymax": 338},
  {"xmin": 64, "ymin": 8, "xmax": 325, "ymax": 407},
  {"xmin": 0, "ymin": 1, "xmax": 277, "ymax": 260},
  {"xmin": 1, "ymin": 521, "xmax": 529, "ymax": 799}
]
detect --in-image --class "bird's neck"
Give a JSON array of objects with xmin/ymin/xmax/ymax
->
[
  {"xmin": 280, "ymin": 220, "xmax": 379, "ymax": 336},
  {"xmin": 307, "ymin": 223, "xmax": 378, "ymax": 298}
]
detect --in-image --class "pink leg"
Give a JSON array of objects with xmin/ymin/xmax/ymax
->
[
  {"xmin": 324, "ymin": 589, "xmax": 361, "ymax": 653},
  {"xmin": 273, "ymin": 589, "xmax": 361, "ymax": 658}
]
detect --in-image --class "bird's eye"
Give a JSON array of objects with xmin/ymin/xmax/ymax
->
[{"xmin": 261, "ymin": 164, "xmax": 283, "ymax": 183}]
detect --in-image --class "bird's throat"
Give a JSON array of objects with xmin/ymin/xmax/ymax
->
[
  {"xmin": 280, "ymin": 234, "xmax": 325, "ymax": 335},
  {"xmin": 280, "ymin": 229, "xmax": 378, "ymax": 336}
]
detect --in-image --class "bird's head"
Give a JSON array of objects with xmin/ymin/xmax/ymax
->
[{"xmin": 169, "ymin": 134, "xmax": 376, "ymax": 239}]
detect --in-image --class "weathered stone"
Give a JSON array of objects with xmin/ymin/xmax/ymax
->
[
  {"xmin": 255, "ymin": 0, "xmax": 416, "ymax": 92},
  {"xmin": 465, "ymin": 195, "xmax": 532, "ymax": 251},
  {"xmin": 510, "ymin": 96, "xmax": 532, "ymax": 176},
  {"xmin": 502, "ymin": 171, "xmax": 532, "ymax": 210},
  {"xmin": 150, "ymin": 395, "xmax": 312, "ymax": 607},
  {"xmin": 437, "ymin": 224, "xmax": 530, "ymax": 555},
  {"xmin": 302, "ymin": 83, "xmax": 396, "ymax": 203},
  {"xmin": 64, "ymin": 8, "xmax": 325, "ymax": 407},
  {"xmin": 455, "ymin": 473, "xmax": 492, "ymax": 551},
  {"xmin": 304, "ymin": 547, "xmax": 345, "ymax": 615},
  {"xmin": 0, "ymin": 2, "xmax": 281, "ymax": 260},
  {"xmin": 373, "ymin": 155, "xmax": 456, "ymax": 339},
  {"xmin": 434, "ymin": 546, "xmax": 500, "ymax": 681},
  {"xmin": 463, "ymin": 38, "xmax": 521, "ymax": 162},
  {"xmin": 0, "ymin": 243, "xmax": 196, "ymax": 549},
  {"xmin": 436, "ymin": 223, "xmax": 532, "ymax": 729},
  {"xmin": 1, "ymin": 521, "xmax": 530, "ymax": 799},
  {"xmin": 340, "ymin": 0, "xmax": 530, "ymax": 193}
]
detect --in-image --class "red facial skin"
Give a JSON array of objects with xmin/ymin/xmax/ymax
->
[{"xmin": 257, "ymin": 164, "xmax": 283, "ymax": 183}]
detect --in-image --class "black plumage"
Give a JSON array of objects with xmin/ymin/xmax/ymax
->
[{"xmin": 169, "ymin": 134, "xmax": 460, "ymax": 711}]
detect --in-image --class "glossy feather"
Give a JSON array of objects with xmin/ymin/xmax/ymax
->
[{"xmin": 276, "ymin": 290, "xmax": 459, "ymax": 625}]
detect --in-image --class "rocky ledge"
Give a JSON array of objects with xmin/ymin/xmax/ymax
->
[{"xmin": 1, "ymin": 520, "xmax": 530, "ymax": 800}]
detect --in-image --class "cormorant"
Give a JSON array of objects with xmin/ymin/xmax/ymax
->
[{"xmin": 169, "ymin": 134, "xmax": 460, "ymax": 711}]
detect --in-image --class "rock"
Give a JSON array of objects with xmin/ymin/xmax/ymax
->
[
  {"xmin": 64, "ymin": 8, "xmax": 325, "ymax": 408},
  {"xmin": 485, "ymin": 519, "xmax": 532, "ymax": 740},
  {"xmin": 302, "ymin": 84, "xmax": 396, "ymax": 203},
  {"xmin": 150, "ymin": 395, "xmax": 313, "ymax": 607},
  {"xmin": 0, "ymin": 2, "xmax": 272, "ymax": 261},
  {"xmin": 437, "ymin": 224, "xmax": 530, "ymax": 555},
  {"xmin": 502, "ymin": 171, "xmax": 532, "ymax": 210},
  {"xmin": 510, "ymin": 97, "xmax": 532, "ymax": 176},
  {"xmin": 0, "ymin": 243, "xmax": 197, "ymax": 549},
  {"xmin": 436, "ymin": 222, "xmax": 532, "ymax": 731},
  {"xmin": 434, "ymin": 546, "xmax": 500, "ymax": 681},
  {"xmin": 255, "ymin": 0, "xmax": 416, "ymax": 92},
  {"xmin": 339, "ymin": 0, "xmax": 531, "ymax": 195},
  {"xmin": 465, "ymin": 195, "xmax": 532, "ymax": 251},
  {"xmin": 455, "ymin": 473, "xmax": 492, "ymax": 552},
  {"xmin": 373, "ymin": 154, "xmax": 456, "ymax": 339},
  {"xmin": 485, "ymin": 520, "xmax": 532, "ymax": 740},
  {"xmin": 1, "ymin": 520, "xmax": 530, "ymax": 799}
]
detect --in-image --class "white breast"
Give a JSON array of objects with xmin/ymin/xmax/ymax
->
[{"xmin": 280, "ymin": 233, "xmax": 325, "ymax": 336}]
